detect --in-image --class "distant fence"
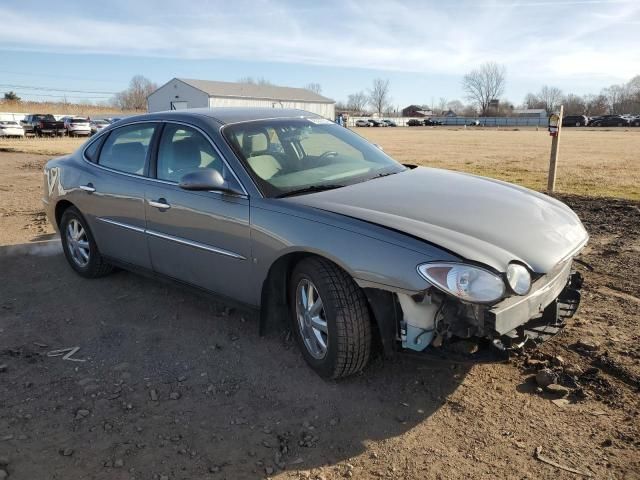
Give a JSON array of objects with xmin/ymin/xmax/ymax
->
[{"xmin": 346, "ymin": 116, "xmax": 548, "ymax": 127}]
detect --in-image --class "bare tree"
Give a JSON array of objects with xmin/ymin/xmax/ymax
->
[
  {"xmin": 304, "ymin": 83, "xmax": 322, "ymax": 94},
  {"xmin": 462, "ymin": 62, "xmax": 506, "ymax": 115},
  {"xmin": 437, "ymin": 97, "xmax": 448, "ymax": 114},
  {"xmin": 368, "ymin": 79, "xmax": 391, "ymax": 116},
  {"xmin": 583, "ymin": 94, "xmax": 609, "ymax": 116},
  {"xmin": 537, "ymin": 85, "xmax": 563, "ymax": 114},
  {"xmin": 112, "ymin": 75, "xmax": 157, "ymax": 111},
  {"xmin": 347, "ymin": 91, "xmax": 368, "ymax": 114},
  {"xmin": 523, "ymin": 93, "xmax": 543, "ymax": 109},
  {"xmin": 446, "ymin": 100, "xmax": 464, "ymax": 114},
  {"xmin": 462, "ymin": 105, "xmax": 478, "ymax": 117},
  {"xmin": 563, "ymin": 94, "xmax": 586, "ymax": 115}
]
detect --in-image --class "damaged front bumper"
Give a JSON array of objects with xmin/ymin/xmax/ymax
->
[{"xmin": 394, "ymin": 259, "xmax": 583, "ymax": 356}]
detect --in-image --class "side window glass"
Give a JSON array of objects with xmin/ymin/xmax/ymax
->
[
  {"xmin": 98, "ymin": 124, "xmax": 155, "ymax": 175},
  {"xmin": 84, "ymin": 136, "xmax": 104, "ymax": 163},
  {"xmin": 157, "ymin": 125, "xmax": 225, "ymax": 183}
]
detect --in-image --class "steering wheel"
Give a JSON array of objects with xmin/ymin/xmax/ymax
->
[{"xmin": 318, "ymin": 151, "xmax": 339, "ymax": 160}]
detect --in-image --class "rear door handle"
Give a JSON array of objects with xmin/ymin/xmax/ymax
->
[
  {"xmin": 80, "ymin": 184, "xmax": 95, "ymax": 193},
  {"xmin": 148, "ymin": 199, "xmax": 171, "ymax": 210}
]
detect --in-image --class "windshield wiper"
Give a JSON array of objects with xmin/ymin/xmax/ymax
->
[
  {"xmin": 276, "ymin": 184, "xmax": 345, "ymax": 198},
  {"xmin": 373, "ymin": 171, "xmax": 397, "ymax": 179}
]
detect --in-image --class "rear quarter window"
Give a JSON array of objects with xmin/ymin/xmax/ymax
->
[{"xmin": 84, "ymin": 136, "xmax": 105, "ymax": 163}]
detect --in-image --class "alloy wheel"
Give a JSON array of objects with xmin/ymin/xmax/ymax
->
[
  {"xmin": 295, "ymin": 278, "xmax": 328, "ymax": 359},
  {"xmin": 66, "ymin": 218, "xmax": 90, "ymax": 267}
]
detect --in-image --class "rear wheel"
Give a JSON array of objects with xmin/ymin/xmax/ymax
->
[
  {"xmin": 60, "ymin": 206, "xmax": 113, "ymax": 278},
  {"xmin": 290, "ymin": 257, "xmax": 371, "ymax": 379}
]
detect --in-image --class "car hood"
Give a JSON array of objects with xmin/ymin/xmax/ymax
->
[{"xmin": 285, "ymin": 167, "xmax": 588, "ymax": 273}]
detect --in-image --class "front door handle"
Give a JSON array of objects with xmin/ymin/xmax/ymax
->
[
  {"xmin": 79, "ymin": 183, "xmax": 95, "ymax": 193},
  {"xmin": 148, "ymin": 199, "xmax": 171, "ymax": 210}
]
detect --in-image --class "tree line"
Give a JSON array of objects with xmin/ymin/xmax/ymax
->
[
  {"xmin": 4, "ymin": 68, "xmax": 638, "ymax": 117},
  {"xmin": 338, "ymin": 63, "xmax": 640, "ymax": 117}
]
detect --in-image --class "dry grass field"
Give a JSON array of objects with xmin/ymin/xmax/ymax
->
[
  {"xmin": 1, "ymin": 127, "xmax": 638, "ymax": 199},
  {"xmin": 357, "ymin": 127, "xmax": 640, "ymax": 200},
  {"xmin": 0, "ymin": 100, "xmax": 139, "ymax": 117}
]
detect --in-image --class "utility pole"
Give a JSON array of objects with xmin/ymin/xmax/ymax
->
[{"xmin": 547, "ymin": 105, "xmax": 563, "ymax": 193}]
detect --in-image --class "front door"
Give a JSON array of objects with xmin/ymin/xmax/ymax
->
[{"xmin": 144, "ymin": 123, "xmax": 252, "ymax": 304}]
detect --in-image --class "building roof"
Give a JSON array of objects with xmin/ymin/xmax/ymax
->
[{"xmin": 175, "ymin": 78, "xmax": 335, "ymax": 104}]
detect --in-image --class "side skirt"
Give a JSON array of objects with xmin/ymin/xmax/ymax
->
[{"xmin": 102, "ymin": 256, "xmax": 260, "ymax": 321}]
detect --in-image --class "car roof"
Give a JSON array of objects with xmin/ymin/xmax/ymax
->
[{"xmin": 120, "ymin": 108, "xmax": 323, "ymax": 125}]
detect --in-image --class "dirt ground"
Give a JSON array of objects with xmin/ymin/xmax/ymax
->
[{"xmin": 1, "ymin": 151, "xmax": 639, "ymax": 480}]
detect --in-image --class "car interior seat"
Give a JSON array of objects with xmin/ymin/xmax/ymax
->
[
  {"xmin": 108, "ymin": 142, "xmax": 146, "ymax": 174},
  {"xmin": 242, "ymin": 130, "xmax": 282, "ymax": 180}
]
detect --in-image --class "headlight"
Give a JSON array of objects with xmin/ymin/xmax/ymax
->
[
  {"xmin": 506, "ymin": 263, "xmax": 531, "ymax": 295},
  {"xmin": 417, "ymin": 262, "xmax": 505, "ymax": 304}
]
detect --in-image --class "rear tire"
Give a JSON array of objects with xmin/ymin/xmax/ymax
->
[
  {"xmin": 290, "ymin": 257, "xmax": 371, "ymax": 379},
  {"xmin": 60, "ymin": 206, "xmax": 113, "ymax": 278}
]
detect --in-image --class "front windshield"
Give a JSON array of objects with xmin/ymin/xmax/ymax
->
[{"xmin": 223, "ymin": 118, "xmax": 405, "ymax": 197}]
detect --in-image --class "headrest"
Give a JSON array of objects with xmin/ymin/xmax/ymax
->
[
  {"xmin": 172, "ymin": 137, "xmax": 202, "ymax": 170},
  {"xmin": 242, "ymin": 130, "xmax": 269, "ymax": 156},
  {"xmin": 109, "ymin": 142, "xmax": 146, "ymax": 173}
]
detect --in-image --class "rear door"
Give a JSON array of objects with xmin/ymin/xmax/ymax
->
[
  {"xmin": 144, "ymin": 122, "xmax": 252, "ymax": 303},
  {"xmin": 79, "ymin": 122, "xmax": 158, "ymax": 269}
]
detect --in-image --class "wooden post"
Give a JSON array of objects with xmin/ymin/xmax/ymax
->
[{"xmin": 547, "ymin": 104, "xmax": 563, "ymax": 193}]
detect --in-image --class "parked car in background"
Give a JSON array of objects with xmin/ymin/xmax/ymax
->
[
  {"xmin": 407, "ymin": 119, "xmax": 423, "ymax": 126},
  {"xmin": 90, "ymin": 119, "xmax": 110, "ymax": 135},
  {"xmin": 43, "ymin": 108, "xmax": 588, "ymax": 379},
  {"xmin": 0, "ymin": 120, "xmax": 25, "ymax": 138},
  {"xmin": 629, "ymin": 115, "xmax": 640, "ymax": 127},
  {"xmin": 382, "ymin": 120, "xmax": 397, "ymax": 127},
  {"xmin": 562, "ymin": 115, "xmax": 588, "ymax": 127},
  {"xmin": 20, "ymin": 114, "xmax": 66, "ymax": 137},
  {"xmin": 590, "ymin": 115, "xmax": 630, "ymax": 127},
  {"xmin": 424, "ymin": 119, "xmax": 442, "ymax": 126},
  {"xmin": 367, "ymin": 119, "xmax": 385, "ymax": 127},
  {"xmin": 63, "ymin": 117, "xmax": 92, "ymax": 137},
  {"xmin": 355, "ymin": 119, "xmax": 369, "ymax": 127}
]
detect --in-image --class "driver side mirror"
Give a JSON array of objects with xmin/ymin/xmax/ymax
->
[{"xmin": 179, "ymin": 169, "xmax": 243, "ymax": 195}]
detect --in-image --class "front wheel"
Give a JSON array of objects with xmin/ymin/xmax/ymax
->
[
  {"xmin": 60, "ymin": 206, "xmax": 113, "ymax": 278},
  {"xmin": 290, "ymin": 257, "xmax": 372, "ymax": 379}
]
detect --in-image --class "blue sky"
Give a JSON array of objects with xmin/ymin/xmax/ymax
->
[{"xmin": 1, "ymin": 0, "xmax": 638, "ymax": 108}]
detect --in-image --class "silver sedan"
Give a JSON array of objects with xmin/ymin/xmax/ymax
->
[{"xmin": 43, "ymin": 108, "xmax": 588, "ymax": 378}]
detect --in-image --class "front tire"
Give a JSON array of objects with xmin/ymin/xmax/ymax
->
[
  {"xmin": 60, "ymin": 206, "xmax": 113, "ymax": 278},
  {"xmin": 290, "ymin": 257, "xmax": 371, "ymax": 379}
]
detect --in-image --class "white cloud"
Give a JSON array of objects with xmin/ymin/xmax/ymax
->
[{"xmin": 1, "ymin": 0, "xmax": 638, "ymax": 86}]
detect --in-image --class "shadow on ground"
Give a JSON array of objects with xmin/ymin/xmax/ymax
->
[{"xmin": 0, "ymin": 245, "xmax": 467, "ymax": 479}]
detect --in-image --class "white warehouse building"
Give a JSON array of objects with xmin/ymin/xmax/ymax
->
[{"xmin": 147, "ymin": 78, "xmax": 335, "ymax": 119}]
